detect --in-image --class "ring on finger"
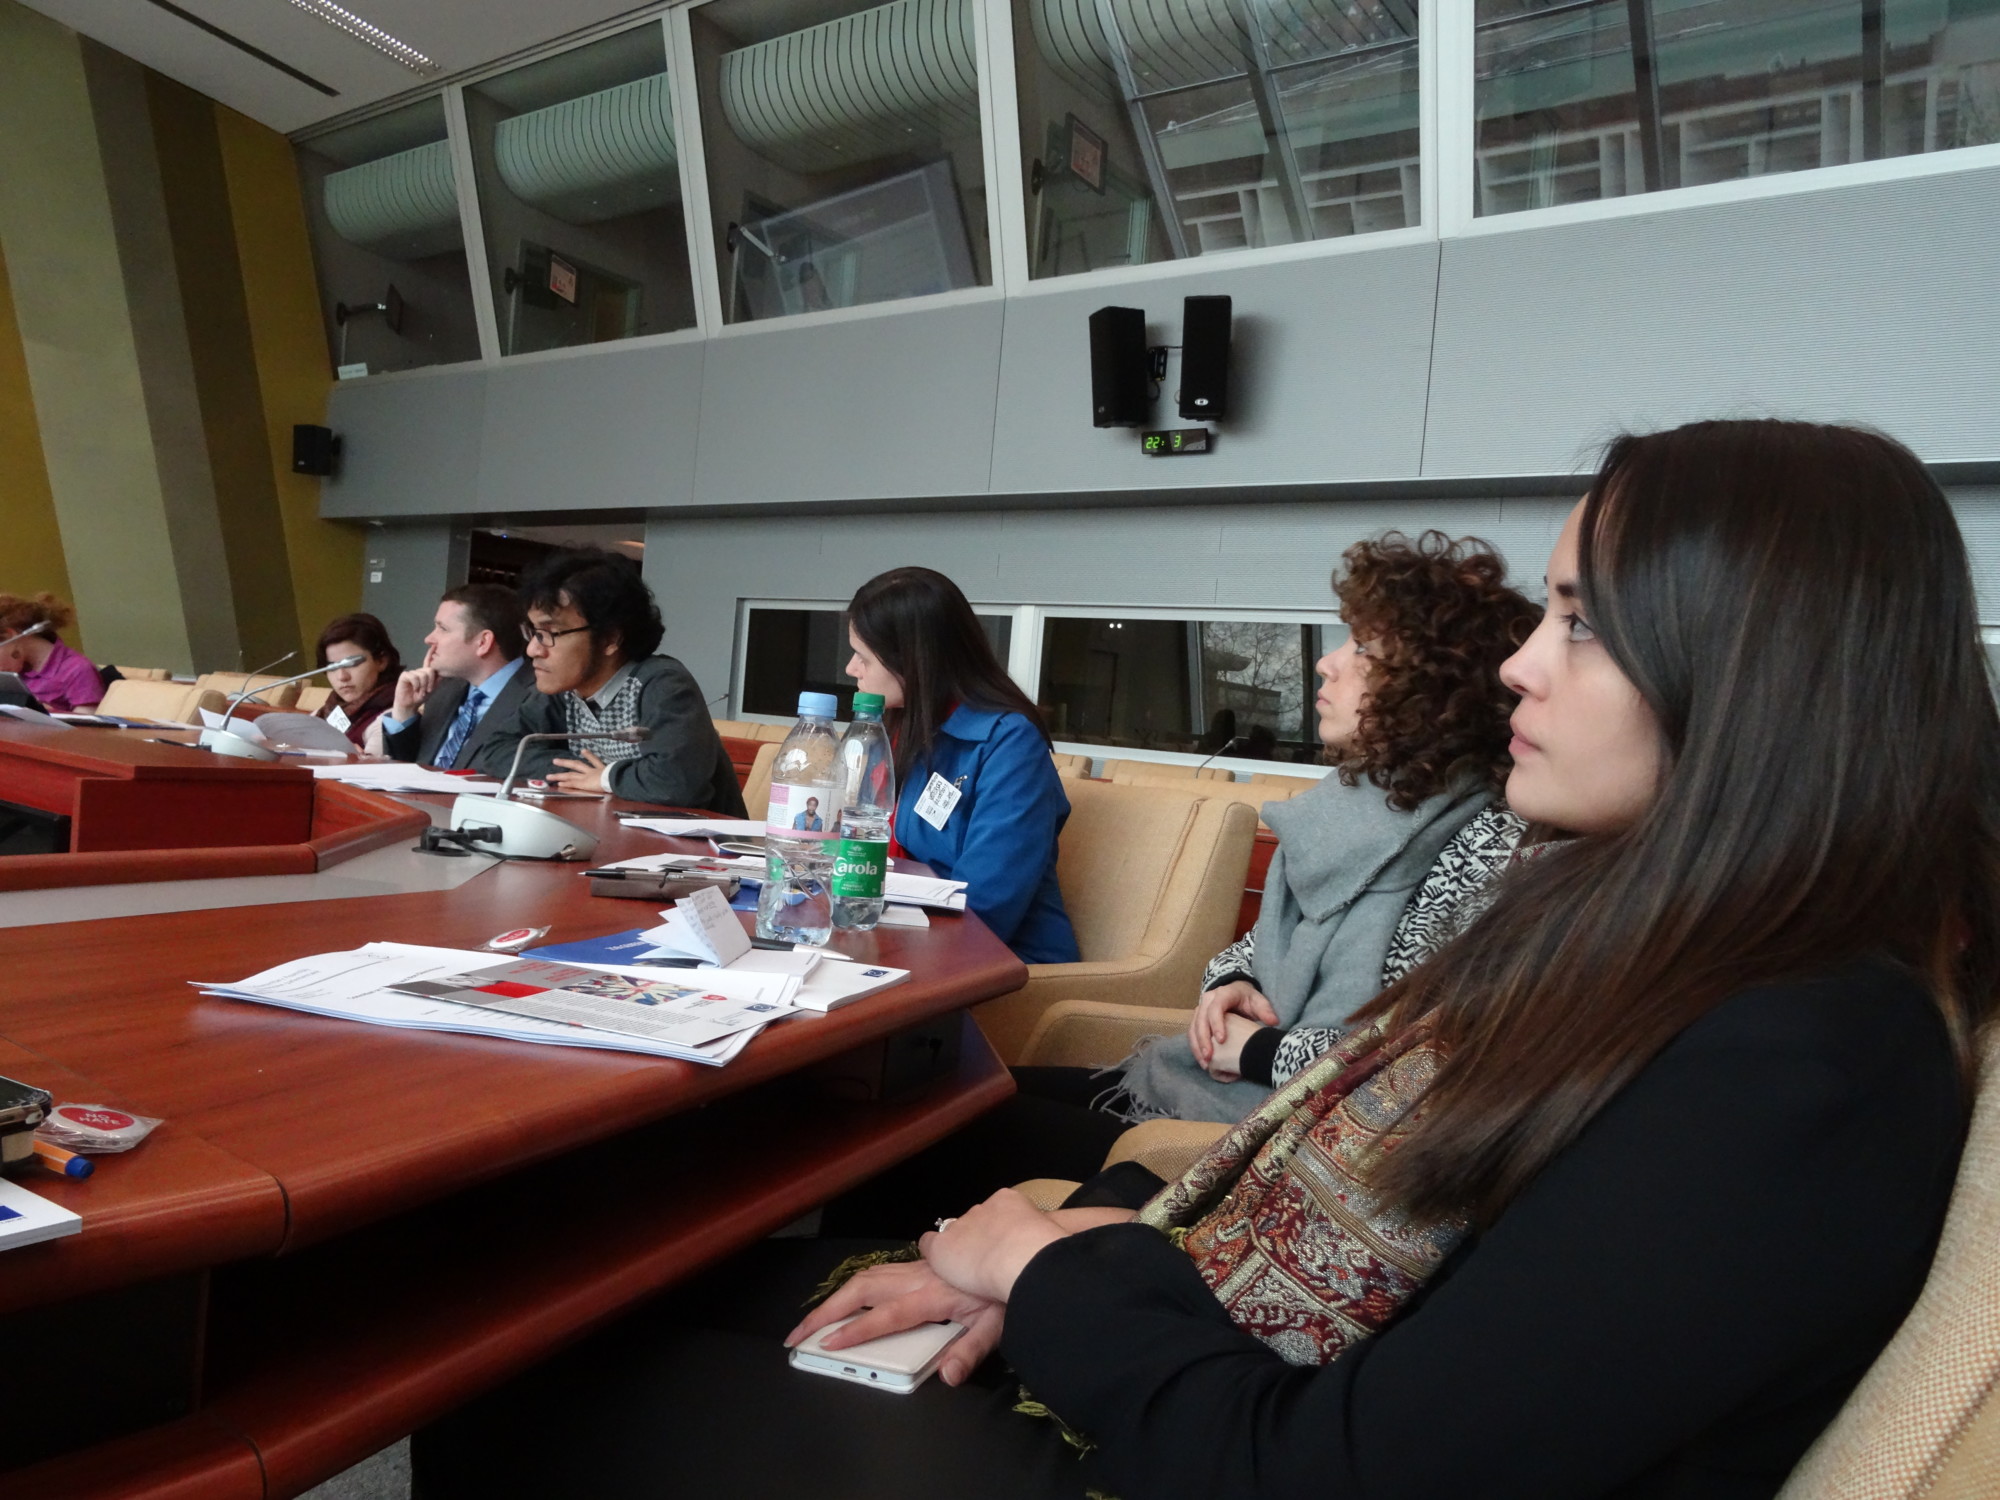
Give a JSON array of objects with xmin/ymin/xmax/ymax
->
[{"xmin": 934, "ymin": 1216, "xmax": 957, "ymax": 1232}]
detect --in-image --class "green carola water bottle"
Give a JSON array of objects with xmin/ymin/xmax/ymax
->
[{"xmin": 831, "ymin": 691, "xmax": 895, "ymax": 931}]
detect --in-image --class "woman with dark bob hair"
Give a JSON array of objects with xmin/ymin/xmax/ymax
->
[
  {"xmin": 843, "ymin": 566, "xmax": 1079, "ymax": 964},
  {"xmin": 416, "ymin": 419, "xmax": 1998, "ymax": 1499},
  {"xmin": 313, "ymin": 612, "xmax": 400, "ymax": 749}
]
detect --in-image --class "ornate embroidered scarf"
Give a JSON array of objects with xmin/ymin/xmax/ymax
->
[{"xmin": 1138, "ymin": 1018, "xmax": 1468, "ymax": 1365}]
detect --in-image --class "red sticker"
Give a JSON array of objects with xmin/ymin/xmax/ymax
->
[{"xmin": 57, "ymin": 1106, "xmax": 134, "ymax": 1131}]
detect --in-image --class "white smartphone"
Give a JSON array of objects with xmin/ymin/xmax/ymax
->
[{"xmin": 787, "ymin": 1316, "xmax": 965, "ymax": 1395}]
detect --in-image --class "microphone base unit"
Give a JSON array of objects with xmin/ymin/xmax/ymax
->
[
  {"xmin": 198, "ymin": 727, "xmax": 279, "ymax": 762},
  {"xmin": 449, "ymin": 794, "xmax": 600, "ymax": 861}
]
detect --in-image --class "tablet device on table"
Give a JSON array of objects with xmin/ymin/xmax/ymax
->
[{"xmin": 787, "ymin": 1316, "xmax": 964, "ymax": 1395}]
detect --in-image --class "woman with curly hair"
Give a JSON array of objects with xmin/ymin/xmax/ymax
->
[
  {"xmin": 821, "ymin": 532, "xmax": 1536, "ymax": 1236},
  {"xmin": 1113, "ymin": 528, "xmax": 1540, "ymax": 1124},
  {"xmin": 0, "ymin": 594, "xmax": 104, "ymax": 712}
]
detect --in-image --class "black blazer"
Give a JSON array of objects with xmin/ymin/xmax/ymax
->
[{"xmin": 383, "ymin": 661, "xmax": 535, "ymax": 779}]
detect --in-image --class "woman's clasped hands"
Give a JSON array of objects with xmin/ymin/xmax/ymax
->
[
  {"xmin": 1189, "ymin": 979, "xmax": 1278, "ymax": 1082},
  {"xmin": 784, "ymin": 1192, "xmax": 1138, "ymax": 1386}
]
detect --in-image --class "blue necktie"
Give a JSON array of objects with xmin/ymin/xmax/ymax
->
[{"xmin": 434, "ymin": 685, "xmax": 485, "ymax": 769}]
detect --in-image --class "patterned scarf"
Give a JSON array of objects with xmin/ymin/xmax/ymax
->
[{"xmin": 1138, "ymin": 1018, "xmax": 1467, "ymax": 1364}]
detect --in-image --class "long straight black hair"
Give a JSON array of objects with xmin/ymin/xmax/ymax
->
[
  {"xmin": 846, "ymin": 567, "xmax": 1047, "ymax": 778},
  {"xmin": 1359, "ymin": 419, "xmax": 2000, "ymax": 1226}
]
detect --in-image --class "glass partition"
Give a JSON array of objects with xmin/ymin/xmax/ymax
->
[
  {"xmin": 1013, "ymin": 0, "xmax": 1422, "ymax": 277},
  {"xmin": 1037, "ymin": 614, "xmax": 1334, "ymax": 760},
  {"xmin": 1475, "ymin": 0, "xmax": 2000, "ymax": 218},
  {"xmin": 740, "ymin": 604, "xmax": 1014, "ymax": 717},
  {"xmin": 689, "ymin": 0, "xmax": 994, "ymax": 323},
  {"xmin": 464, "ymin": 25, "xmax": 699, "ymax": 354},
  {"xmin": 296, "ymin": 97, "xmax": 483, "ymax": 375}
]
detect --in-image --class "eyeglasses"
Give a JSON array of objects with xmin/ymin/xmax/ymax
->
[{"xmin": 523, "ymin": 623, "xmax": 592, "ymax": 650}]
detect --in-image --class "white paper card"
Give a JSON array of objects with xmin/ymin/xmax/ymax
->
[
  {"xmin": 325, "ymin": 704, "xmax": 352, "ymax": 733},
  {"xmin": 674, "ymin": 883, "xmax": 753, "ymax": 966},
  {"xmin": 914, "ymin": 772, "xmax": 962, "ymax": 831}
]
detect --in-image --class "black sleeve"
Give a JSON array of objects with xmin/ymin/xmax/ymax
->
[
  {"xmin": 383, "ymin": 714, "xmax": 422, "ymax": 765},
  {"xmin": 484, "ymin": 687, "xmax": 560, "ymax": 782},
  {"xmin": 1236, "ymin": 1024, "xmax": 1282, "ymax": 1087},
  {"xmin": 1002, "ymin": 969, "xmax": 1961, "ymax": 1500}
]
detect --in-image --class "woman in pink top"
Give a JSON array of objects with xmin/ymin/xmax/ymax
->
[{"xmin": 0, "ymin": 594, "xmax": 104, "ymax": 712}]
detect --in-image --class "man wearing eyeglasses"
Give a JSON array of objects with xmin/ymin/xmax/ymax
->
[
  {"xmin": 490, "ymin": 547, "xmax": 746, "ymax": 814},
  {"xmin": 379, "ymin": 584, "xmax": 533, "ymax": 777}
]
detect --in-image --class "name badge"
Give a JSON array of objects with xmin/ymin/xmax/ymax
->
[
  {"xmin": 914, "ymin": 772, "xmax": 962, "ymax": 831},
  {"xmin": 325, "ymin": 704, "xmax": 352, "ymax": 733}
]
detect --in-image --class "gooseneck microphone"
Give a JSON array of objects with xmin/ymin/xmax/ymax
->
[
  {"xmin": 0, "ymin": 620, "xmax": 53, "ymax": 650},
  {"xmin": 1192, "ymin": 735, "xmax": 1243, "ymax": 775},
  {"xmin": 447, "ymin": 726, "xmax": 651, "ymax": 862},
  {"xmin": 200, "ymin": 652, "xmax": 365, "ymax": 761}
]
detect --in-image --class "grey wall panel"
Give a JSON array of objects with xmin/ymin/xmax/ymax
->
[
  {"xmin": 479, "ymin": 340, "xmax": 704, "ymax": 514},
  {"xmin": 1424, "ymin": 166, "xmax": 2000, "ymax": 479},
  {"xmin": 322, "ymin": 372, "xmax": 489, "ymax": 519},
  {"xmin": 989, "ymin": 241, "xmax": 1440, "ymax": 496},
  {"xmin": 691, "ymin": 299, "xmax": 1005, "ymax": 504},
  {"xmin": 359, "ymin": 522, "xmax": 468, "ymax": 664}
]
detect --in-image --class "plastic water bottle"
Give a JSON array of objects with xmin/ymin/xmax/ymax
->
[
  {"xmin": 756, "ymin": 691, "xmax": 842, "ymax": 945},
  {"xmin": 832, "ymin": 691, "xmax": 896, "ymax": 931}
]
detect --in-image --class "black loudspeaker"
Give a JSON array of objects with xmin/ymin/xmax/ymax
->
[
  {"xmin": 1178, "ymin": 295, "xmax": 1231, "ymax": 420},
  {"xmin": 1089, "ymin": 306, "xmax": 1150, "ymax": 427},
  {"xmin": 292, "ymin": 424, "xmax": 341, "ymax": 476}
]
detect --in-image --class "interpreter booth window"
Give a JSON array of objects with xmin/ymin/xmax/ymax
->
[
  {"xmin": 1475, "ymin": 0, "xmax": 2000, "ymax": 218},
  {"xmin": 464, "ymin": 27, "xmax": 699, "ymax": 355},
  {"xmin": 1013, "ymin": 0, "xmax": 1422, "ymax": 277},
  {"xmin": 739, "ymin": 605, "xmax": 1014, "ymax": 720},
  {"xmin": 1038, "ymin": 616, "xmax": 1334, "ymax": 762},
  {"xmin": 296, "ymin": 97, "xmax": 483, "ymax": 376},
  {"xmin": 688, "ymin": 0, "xmax": 994, "ymax": 323}
]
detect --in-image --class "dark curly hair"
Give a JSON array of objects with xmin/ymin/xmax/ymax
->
[
  {"xmin": 1332, "ymin": 530, "xmax": 1538, "ymax": 811},
  {"xmin": 518, "ymin": 547, "xmax": 665, "ymax": 661}
]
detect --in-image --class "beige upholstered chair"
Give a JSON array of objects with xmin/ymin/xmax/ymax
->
[
  {"xmin": 98, "ymin": 679, "xmax": 207, "ymax": 722},
  {"xmin": 1050, "ymin": 751, "xmax": 1092, "ymax": 775},
  {"xmin": 970, "ymin": 781, "xmax": 1256, "ymax": 1063},
  {"xmin": 195, "ymin": 671, "xmax": 302, "ymax": 709},
  {"xmin": 1249, "ymin": 772, "xmax": 1321, "ymax": 793},
  {"xmin": 1103, "ymin": 759, "xmax": 1233, "ymax": 783},
  {"xmin": 294, "ymin": 685, "xmax": 333, "ymax": 714},
  {"xmin": 1777, "ymin": 1025, "xmax": 2000, "ymax": 1499},
  {"xmin": 741, "ymin": 742, "xmax": 781, "ymax": 820}
]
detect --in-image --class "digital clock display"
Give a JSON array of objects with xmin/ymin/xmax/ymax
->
[{"xmin": 1141, "ymin": 428, "xmax": 1213, "ymax": 456}]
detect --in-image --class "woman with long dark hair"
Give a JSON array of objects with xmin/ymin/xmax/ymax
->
[
  {"xmin": 416, "ymin": 420, "xmax": 1996, "ymax": 1500},
  {"xmin": 844, "ymin": 566, "xmax": 1079, "ymax": 964}
]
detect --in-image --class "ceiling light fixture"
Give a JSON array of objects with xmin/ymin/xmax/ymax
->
[{"xmin": 286, "ymin": 0, "xmax": 440, "ymax": 75}]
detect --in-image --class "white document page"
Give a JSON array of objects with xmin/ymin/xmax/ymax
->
[
  {"xmin": 307, "ymin": 762, "xmax": 505, "ymax": 795},
  {"xmin": 600, "ymin": 854, "xmax": 969, "ymax": 911},
  {"xmin": 0, "ymin": 1175, "xmax": 83, "ymax": 1251},
  {"xmin": 251, "ymin": 711, "xmax": 356, "ymax": 754},
  {"xmin": 623, "ymin": 817, "xmax": 768, "ymax": 838},
  {"xmin": 199, "ymin": 706, "xmax": 267, "ymax": 742},
  {"xmin": 196, "ymin": 944, "xmax": 791, "ymax": 1063}
]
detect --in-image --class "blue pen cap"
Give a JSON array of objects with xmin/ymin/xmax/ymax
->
[{"xmin": 797, "ymin": 691, "xmax": 839, "ymax": 719}]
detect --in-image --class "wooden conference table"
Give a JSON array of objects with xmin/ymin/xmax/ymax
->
[{"xmin": 0, "ymin": 723, "xmax": 1025, "ymax": 1500}]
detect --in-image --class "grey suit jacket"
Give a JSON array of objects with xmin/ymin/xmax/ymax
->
[
  {"xmin": 490, "ymin": 654, "xmax": 746, "ymax": 815},
  {"xmin": 382, "ymin": 660, "xmax": 534, "ymax": 779}
]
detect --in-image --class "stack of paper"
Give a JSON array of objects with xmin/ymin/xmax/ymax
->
[
  {"xmin": 620, "ymin": 816, "xmax": 768, "ymax": 839},
  {"xmin": 596, "ymin": 852, "xmax": 969, "ymax": 912},
  {"xmin": 306, "ymin": 762, "xmax": 505, "ymax": 795},
  {"xmin": 525, "ymin": 886, "xmax": 912, "ymax": 1013},
  {"xmin": 195, "ymin": 942, "xmax": 797, "ymax": 1064}
]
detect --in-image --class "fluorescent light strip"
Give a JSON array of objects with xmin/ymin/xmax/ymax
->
[{"xmin": 285, "ymin": 0, "xmax": 440, "ymax": 75}]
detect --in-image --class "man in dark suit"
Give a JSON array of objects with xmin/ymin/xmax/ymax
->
[{"xmin": 380, "ymin": 584, "xmax": 534, "ymax": 780}]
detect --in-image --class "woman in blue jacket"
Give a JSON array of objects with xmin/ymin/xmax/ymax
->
[{"xmin": 844, "ymin": 567, "xmax": 1080, "ymax": 965}]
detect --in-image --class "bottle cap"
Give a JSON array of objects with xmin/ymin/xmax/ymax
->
[
  {"xmin": 851, "ymin": 692, "xmax": 885, "ymax": 716},
  {"xmin": 797, "ymin": 691, "xmax": 839, "ymax": 719}
]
